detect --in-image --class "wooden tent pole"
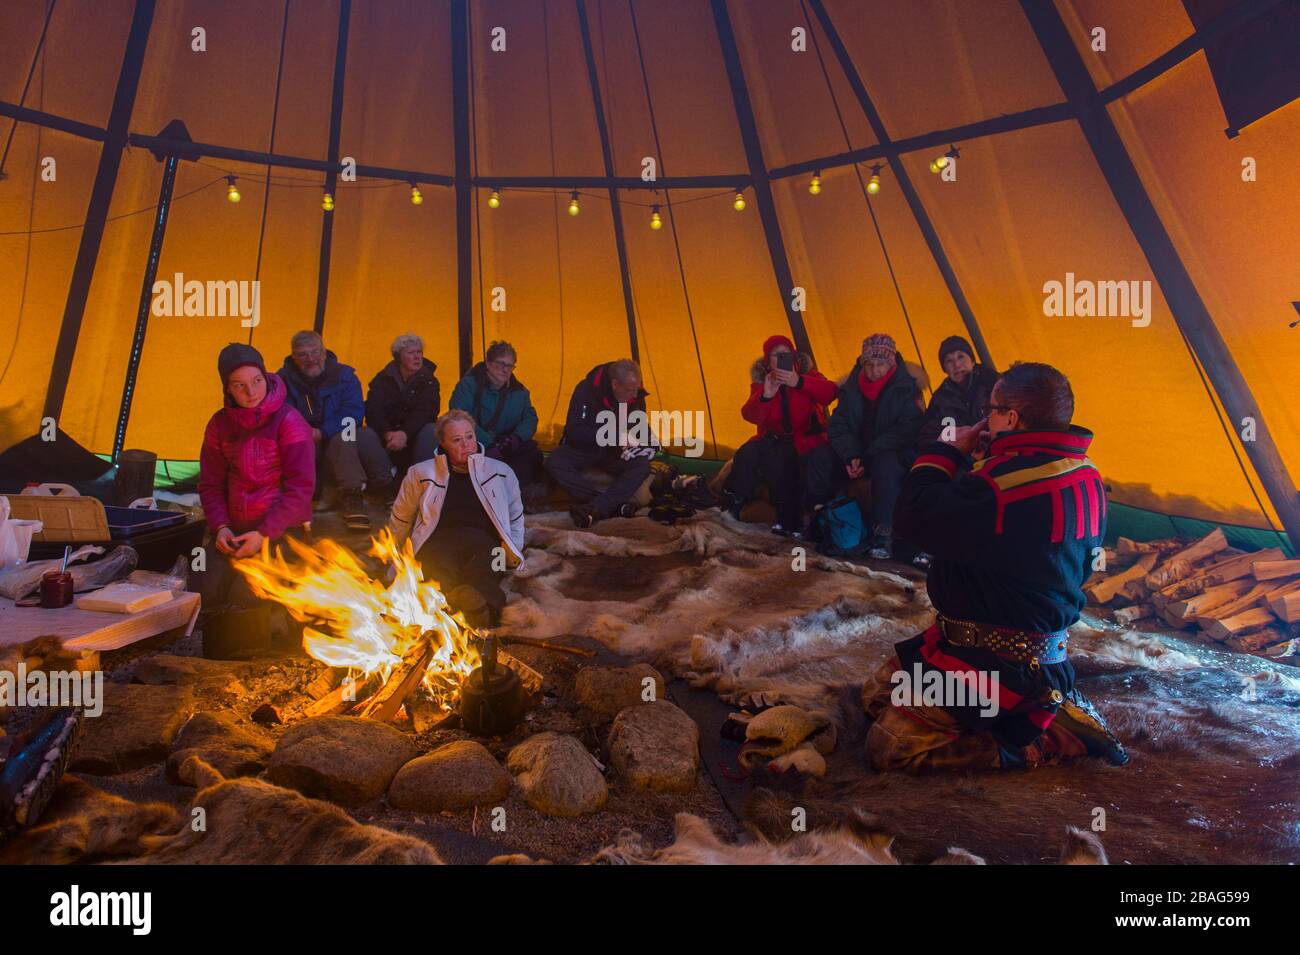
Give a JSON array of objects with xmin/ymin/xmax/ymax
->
[
  {"xmin": 42, "ymin": 0, "xmax": 155, "ymax": 426},
  {"xmin": 805, "ymin": 0, "xmax": 994, "ymax": 371},
  {"xmin": 708, "ymin": 0, "xmax": 814, "ymax": 359},
  {"xmin": 1019, "ymin": 0, "xmax": 1300, "ymax": 552},
  {"xmin": 312, "ymin": 0, "xmax": 351, "ymax": 336},
  {"xmin": 576, "ymin": 0, "xmax": 639, "ymax": 362},
  {"xmin": 451, "ymin": 0, "xmax": 474, "ymax": 377}
]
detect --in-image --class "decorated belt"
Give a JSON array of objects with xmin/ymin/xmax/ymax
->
[{"xmin": 936, "ymin": 613, "xmax": 1070, "ymax": 667}]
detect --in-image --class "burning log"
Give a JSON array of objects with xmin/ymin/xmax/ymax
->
[
  {"xmin": 305, "ymin": 672, "xmax": 381, "ymax": 718},
  {"xmin": 356, "ymin": 638, "xmax": 437, "ymax": 724}
]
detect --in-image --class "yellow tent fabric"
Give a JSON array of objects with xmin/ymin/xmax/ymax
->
[{"xmin": 1, "ymin": 0, "xmax": 1296, "ymax": 531}]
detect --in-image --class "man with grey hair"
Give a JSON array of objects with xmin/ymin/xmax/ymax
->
[
  {"xmin": 279, "ymin": 329, "xmax": 391, "ymax": 530},
  {"xmin": 545, "ymin": 358, "xmax": 655, "ymax": 527},
  {"xmin": 365, "ymin": 332, "xmax": 441, "ymax": 479}
]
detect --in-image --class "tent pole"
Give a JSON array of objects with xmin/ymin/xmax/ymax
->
[
  {"xmin": 42, "ymin": 0, "xmax": 155, "ymax": 427},
  {"xmin": 708, "ymin": 0, "xmax": 813, "ymax": 359},
  {"xmin": 1019, "ymin": 0, "xmax": 1300, "ymax": 552},
  {"xmin": 576, "ymin": 0, "xmax": 639, "ymax": 362},
  {"xmin": 112, "ymin": 152, "xmax": 178, "ymax": 462},
  {"xmin": 312, "ymin": 0, "xmax": 351, "ymax": 336},
  {"xmin": 805, "ymin": 0, "xmax": 994, "ymax": 371},
  {"xmin": 451, "ymin": 0, "xmax": 474, "ymax": 377}
]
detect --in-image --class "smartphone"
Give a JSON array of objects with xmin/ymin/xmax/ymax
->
[{"xmin": 775, "ymin": 352, "xmax": 794, "ymax": 372}]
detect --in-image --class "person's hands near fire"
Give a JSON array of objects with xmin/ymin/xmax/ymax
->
[
  {"xmin": 384, "ymin": 430, "xmax": 407, "ymax": 452},
  {"xmin": 215, "ymin": 526, "xmax": 238, "ymax": 556},
  {"xmin": 845, "ymin": 457, "xmax": 865, "ymax": 479},
  {"xmin": 947, "ymin": 417, "xmax": 989, "ymax": 457},
  {"xmin": 230, "ymin": 530, "xmax": 265, "ymax": 559}
]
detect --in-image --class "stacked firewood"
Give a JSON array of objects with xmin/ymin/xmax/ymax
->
[{"xmin": 1085, "ymin": 528, "xmax": 1300, "ymax": 664}]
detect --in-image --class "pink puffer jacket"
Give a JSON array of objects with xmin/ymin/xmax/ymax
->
[{"xmin": 198, "ymin": 373, "xmax": 315, "ymax": 539}]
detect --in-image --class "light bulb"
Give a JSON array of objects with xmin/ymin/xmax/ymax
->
[
  {"xmin": 733, "ymin": 191, "xmax": 746, "ymax": 212},
  {"xmin": 866, "ymin": 176, "xmax": 880, "ymax": 195},
  {"xmin": 568, "ymin": 191, "xmax": 580, "ymax": 216},
  {"xmin": 410, "ymin": 184, "xmax": 423, "ymax": 205},
  {"xmin": 226, "ymin": 177, "xmax": 241, "ymax": 203},
  {"xmin": 929, "ymin": 159, "xmax": 940, "ymax": 173},
  {"xmin": 809, "ymin": 173, "xmax": 821, "ymax": 195},
  {"xmin": 487, "ymin": 190, "xmax": 501, "ymax": 209},
  {"xmin": 935, "ymin": 155, "xmax": 949, "ymax": 170},
  {"xmin": 650, "ymin": 205, "xmax": 662, "ymax": 230},
  {"xmin": 322, "ymin": 192, "xmax": 335, "ymax": 212}
]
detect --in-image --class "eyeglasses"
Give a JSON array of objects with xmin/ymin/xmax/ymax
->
[
  {"xmin": 980, "ymin": 403, "xmax": 1013, "ymax": 416},
  {"xmin": 489, "ymin": 359, "xmax": 516, "ymax": 371}
]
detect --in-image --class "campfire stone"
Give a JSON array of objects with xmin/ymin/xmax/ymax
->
[
  {"xmin": 606, "ymin": 701, "xmax": 700, "ymax": 793},
  {"xmin": 166, "ymin": 711, "xmax": 274, "ymax": 785},
  {"xmin": 133, "ymin": 654, "xmax": 250, "ymax": 686},
  {"xmin": 388, "ymin": 740, "xmax": 511, "ymax": 813},
  {"xmin": 574, "ymin": 664, "xmax": 666, "ymax": 720},
  {"xmin": 72, "ymin": 683, "xmax": 195, "ymax": 775},
  {"xmin": 506, "ymin": 732, "xmax": 608, "ymax": 817},
  {"xmin": 267, "ymin": 716, "xmax": 417, "ymax": 806}
]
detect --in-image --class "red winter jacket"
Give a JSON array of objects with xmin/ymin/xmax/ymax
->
[
  {"xmin": 740, "ymin": 354, "xmax": 838, "ymax": 456},
  {"xmin": 198, "ymin": 373, "xmax": 315, "ymax": 540}
]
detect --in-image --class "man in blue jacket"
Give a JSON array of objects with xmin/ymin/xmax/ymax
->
[
  {"xmin": 279, "ymin": 330, "xmax": 392, "ymax": 528},
  {"xmin": 448, "ymin": 341, "xmax": 544, "ymax": 491}
]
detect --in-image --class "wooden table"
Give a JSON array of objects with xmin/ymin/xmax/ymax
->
[{"xmin": 0, "ymin": 591, "xmax": 201, "ymax": 653}]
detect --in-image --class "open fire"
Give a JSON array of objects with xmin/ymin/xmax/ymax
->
[{"xmin": 234, "ymin": 530, "xmax": 481, "ymax": 712}]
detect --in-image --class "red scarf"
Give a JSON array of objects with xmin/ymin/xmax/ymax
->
[{"xmin": 857, "ymin": 362, "xmax": 896, "ymax": 401}]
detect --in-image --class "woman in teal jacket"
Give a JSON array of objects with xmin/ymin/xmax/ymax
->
[{"xmin": 448, "ymin": 341, "xmax": 544, "ymax": 488}]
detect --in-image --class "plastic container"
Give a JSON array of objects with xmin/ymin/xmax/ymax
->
[{"xmin": 0, "ymin": 495, "xmax": 44, "ymax": 571}]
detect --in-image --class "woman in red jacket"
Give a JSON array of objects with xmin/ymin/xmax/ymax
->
[
  {"xmin": 198, "ymin": 343, "xmax": 315, "ymax": 609},
  {"xmin": 721, "ymin": 335, "xmax": 838, "ymax": 538}
]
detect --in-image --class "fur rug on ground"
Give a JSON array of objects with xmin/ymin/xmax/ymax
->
[{"xmin": 508, "ymin": 509, "xmax": 1300, "ymax": 864}]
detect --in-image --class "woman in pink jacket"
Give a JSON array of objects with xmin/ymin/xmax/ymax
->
[{"xmin": 198, "ymin": 343, "xmax": 315, "ymax": 607}]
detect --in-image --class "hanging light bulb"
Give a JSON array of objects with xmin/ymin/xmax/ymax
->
[
  {"xmin": 225, "ymin": 176, "xmax": 241, "ymax": 203},
  {"xmin": 322, "ymin": 191, "xmax": 335, "ymax": 212},
  {"xmin": 929, "ymin": 158, "xmax": 941, "ymax": 173},
  {"xmin": 733, "ymin": 190, "xmax": 746, "ymax": 212},
  {"xmin": 650, "ymin": 204, "xmax": 662, "ymax": 230},
  {"xmin": 568, "ymin": 190, "xmax": 580, "ymax": 216},
  {"xmin": 866, "ymin": 164, "xmax": 882, "ymax": 195},
  {"xmin": 809, "ymin": 171, "xmax": 822, "ymax": 195},
  {"xmin": 409, "ymin": 182, "xmax": 423, "ymax": 205},
  {"xmin": 487, "ymin": 189, "xmax": 502, "ymax": 209}
]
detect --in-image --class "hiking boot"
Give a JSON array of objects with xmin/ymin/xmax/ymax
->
[
  {"xmin": 0, "ymin": 707, "xmax": 84, "ymax": 837},
  {"xmin": 340, "ymin": 489, "xmax": 370, "ymax": 532},
  {"xmin": 570, "ymin": 505, "xmax": 595, "ymax": 529},
  {"xmin": 866, "ymin": 535, "xmax": 893, "ymax": 560},
  {"xmin": 718, "ymin": 489, "xmax": 745, "ymax": 520},
  {"xmin": 912, "ymin": 551, "xmax": 933, "ymax": 569},
  {"xmin": 615, "ymin": 502, "xmax": 639, "ymax": 519},
  {"xmin": 1051, "ymin": 689, "xmax": 1130, "ymax": 766}
]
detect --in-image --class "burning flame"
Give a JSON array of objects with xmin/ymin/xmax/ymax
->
[{"xmin": 234, "ymin": 529, "xmax": 480, "ymax": 710}]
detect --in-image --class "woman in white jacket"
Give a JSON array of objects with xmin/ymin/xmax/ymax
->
[{"xmin": 387, "ymin": 409, "xmax": 525, "ymax": 626}]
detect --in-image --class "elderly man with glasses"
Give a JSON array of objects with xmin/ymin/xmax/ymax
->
[{"xmin": 448, "ymin": 340, "xmax": 544, "ymax": 493}]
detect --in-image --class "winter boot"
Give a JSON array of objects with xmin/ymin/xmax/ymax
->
[{"xmin": 1050, "ymin": 689, "xmax": 1130, "ymax": 766}]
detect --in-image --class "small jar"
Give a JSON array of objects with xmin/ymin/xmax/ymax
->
[{"xmin": 39, "ymin": 571, "xmax": 74, "ymax": 609}]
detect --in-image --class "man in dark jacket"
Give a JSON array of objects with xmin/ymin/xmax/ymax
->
[
  {"xmin": 816, "ymin": 333, "xmax": 923, "ymax": 559},
  {"xmin": 448, "ymin": 340, "xmax": 544, "ymax": 490},
  {"xmin": 365, "ymin": 333, "xmax": 441, "ymax": 478},
  {"xmin": 861, "ymin": 362, "xmax": 1128, "ymax": 773},
  {"xmin": 545, "ymin": 359, "xmax": 655, "ymax": 527},
  {"xmin": 279, "ymin": 330, "xmax": 391, "ymax": 526},
  {"xmin": 917, "ymin": 335, "xmax": 999, "ymax": 447}
]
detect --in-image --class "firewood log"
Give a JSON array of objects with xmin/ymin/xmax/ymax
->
[
  {"xmin": 305, "ymin": 672, "xmax": 381, "ymax": 717},
  {"xmin": 1086, "ymin": 553, "xmax": 1158, "ymax": 605},
  {"xmin": 1267, "ymin": 586, "xmax": 1300, "ymax": 624},
  {"xmin": 1193, "ymin": 582, "xmax": 1274, "ymax": 626},
  {"xmin": 1159, "ymin": 606, "xmax": 1196, "ymax": 630},
  {"xmin": 1165, "ymin": 578, "xmax": 1257, "ymax": 621},
  {"xmin": 1113, "ymin": 603, "xmax": 1153, "ymax": 627},
  {"xmin": 1144, "ymin": 529, "xmax": 1228, "ymax": 590},
  {"xmin": 1116, "ymin": 536, "xmax": 1184, "ymax": 558},
  {"xmin": 1203, "ymin": 607, "xmax": 1277, "ymax": 642},
  {"xmin": 1252, "ymin": 558, "xmax": 1300, "ymax": 581},
  {"xmin": 1225, "ymin": 627, "xmax": 1288, "ymax": 654},
  {"xmin": 357, "ymin": 639, "xmax": 436, "ymax": 723}
]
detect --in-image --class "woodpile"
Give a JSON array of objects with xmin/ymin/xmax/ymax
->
[{"xmin": 1085, "ymin": 528, "xmax": 1300, "ymax": 664}]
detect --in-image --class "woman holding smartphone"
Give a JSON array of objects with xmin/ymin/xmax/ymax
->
[{"xmin": 721, "ymin": 335, "xmax": 838, "ymax": 537}]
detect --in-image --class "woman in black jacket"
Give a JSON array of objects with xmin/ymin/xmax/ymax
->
[{"xmin": 365, "ymin": 333, "xmax": 441, "ymax": 477}]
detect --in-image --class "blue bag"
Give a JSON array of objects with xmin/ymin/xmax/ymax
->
[{"xmin": 816, "ymin": 496, "xmax": 867, "ymax": 555}]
